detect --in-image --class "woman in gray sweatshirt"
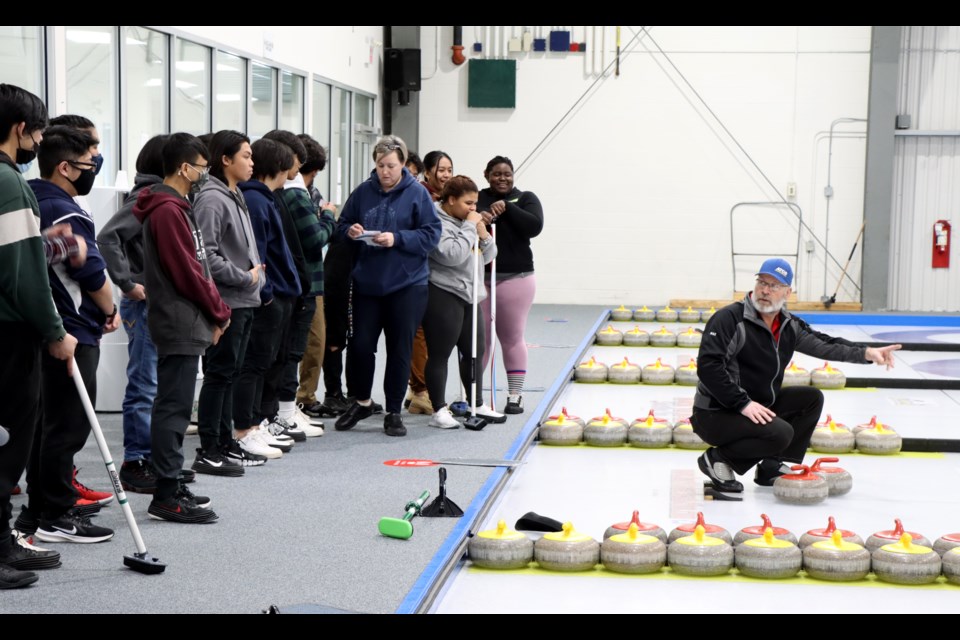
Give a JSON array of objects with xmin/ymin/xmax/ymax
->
[{"xmin": 421, "ymin": 176, "xmax": 504, "ymax": 429}]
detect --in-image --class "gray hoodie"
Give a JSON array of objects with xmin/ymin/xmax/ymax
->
[
  {"xmin": 429, "ymin": 202, "xmax": 497, "ymax": 304},
  {"xmin": 193, "ymin": 175, "xmax": 263, "ymax": 309}
]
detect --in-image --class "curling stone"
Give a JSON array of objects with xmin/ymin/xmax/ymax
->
[
  {"xmin": 668, "ymin": 512, "xmax": 733, "ymax": 545},
  {"xmin": 809, "ymin": 457, "xmax": 853, "ymax": 496},
  {"xmin": 810, "ymin": 417, "xmax": 855, "ymax": 454},
  {"xmin": 781, "ymin": 361, "xmax": 811, "ymax": 387},
  {"xmin": 872, "ymin": 533, "xmax": 942, "ymax": 585},
  {"xmin": 934, "ymin": 533, "xmax": 960, "ymax": 557},
  {"xmin": 539, "ymin": 411, "xmax": 584, "ymax": 446},
  {"xmin": 676, "ymin": 327, "xmax": 702, "ymax": 348},
  {"xmin": 773, "ymin": 464, "xmax": 829, "ymax": 505},
  {"xmin": 734, "ymin": 514, "xmax": 798, "ymax": 546},
  {"xmin": 583, "ymin": 409, "xmax": 628, "ymax": 447},
  {"xmin": 678, "ymin": 306, "xmax": 702, "ymax": 323},
  {"xmin": 574, "ymin": 357, "xmax": 608, "ymax": 384},
  {"xmin": 642, "ymin": 358, "xmax": 675, "ymax": 385},
  {"xmin": 675, "ymin": 359, "xmax": 699, "ymax": 386},
  {"xmin": 468, "ymin": 520, "xmax": 534, "ymax": 569},
  {"xmin": 622, "ymin": 326, "xmax": 650, "ymax": 346},
  {"xmin": 700, "ymin": 306, "xmax": 717, "ymax": 323},
  {"xmin": 547, "ymin": 407, "xmax": 585, "ymax": 428},
  {"xmin": 633, "ymin": 305, "xmax": 656, "ymax": 322},
  {"xmin": 595, "ymin": 324, "xmax": 624, "ymax": 346},
  {"xmin": 628, "ymin": 411, "xmax": 674, "ymax": 448},
  {"xmin": 943, "ymin": 547, "xmax": 960, "ymax": 584},
  {"xmin": 811, "ymin": 362, "xmax": 846, "ymax": 390},
  {"xmin": 534, "ymin": 522, "xmax": 600, "ymax": 572},
  {"xmin": 671, "ymin": 418, "xmax": 708, "ymax": 450},
  {"xmin": 610, "ymin": 305, "xmax": 633, "ymax": 321},
  {"xmin": 608, "ymin": 357, "xmax": 642, "ymax": 384},
  {"xmin": 649, "ymin": 327, "xmax": 677, "ymax": 347},
  {"xmin": 802, "ymin": 530, "xmax": 872, "ymax": 582},
  {"xmin": 856, "ymin": 421, "xmax": 901, "ymax": 455},
  {"xmin": 735, "ymin": 527, "xmax": 802, "ymax": 579},
  {"xmin": 601, "ymin": 523, "xmax": 667, "ymax": 575},
  {"xmin": 656, "ymin": 305, "xmax": 678, "ymax": 322},
  {"xmin": 667, "ymin": 525, "xmax": 734, "ymax": 577},
  {"xmin": 799, "ymin": 516, "xmax": 864, "ymax": 549},
  {"xmin": 603, "ymin": 510, "xmax": 667, "ymax": 542},
  {"xmin": 854, "ymin": 415, "xmax": 879, "ymax": 435},
  {"xmin": 866, "ymin": 519, "xmax": 932, "ymax": 554}
]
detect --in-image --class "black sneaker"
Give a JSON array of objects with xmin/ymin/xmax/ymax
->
[
  {"xmin": 1, "ymin": 532, "xmax": 61, "ymax": 570},
  {"xmin": 0, "ymin": 564, "xmax": 38, "ymax": 589},
  {"xmin": 504, "ymin": 395, "xmax": 524, "ymax": 415},
  {"xmin": 35, "ymin": 510, "xmax": 114, "ymax": 544},
  {"xmin": 754, "ymin": 459, "xmax": 793, "ymax": 487},
  {"xmin": 192, "ymin": 448, "xmax": 244, "ymax": 477},
  {"xmin": 148, "ymin": 494, "xmax": 218, "ymax": 524},
  {"xmin": 697, "ymin": 448, "xmax": 744, "ymax": 493},
  {"xmin": 299, "ymin": 400, "xmax": 324, "ymax": 418},
  {"xmin": 370, "ymin": 400, "xmax": 384, "ymax": 415},
  {"xmin": 384, "ymin": 413, "xmax": 407, "ymax": 437},
  {"xmin": 222, "ymin": 439, "xmax": 267, "ymax": 467},
  {"xmin": 179, "ymin": 469, "xmax": 196, "ymax": 484},
  {"xmin": 175, "ymin": 482, "xmax": 211, "ymax": 509},
  {"xmin": 318, "ymin": 394, "xmax": 349, "ymax": 417},
  {"xmin": 120, "ymin": 459, "xmax": 157, "ymax": 494},
  {"xmin": 266, "ymin": 416, "xmax": 306, "ymax": 443},
  {"xmin": 335, "ymin": 401, "xmax": 374, "ymax": 431},
  {"xmin": 14, "ymin": 506, "xmax": 39, "ymax": 537}
]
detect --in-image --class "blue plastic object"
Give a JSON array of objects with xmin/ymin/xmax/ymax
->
[
  {"xmin": 549, "ymin": 30, "xmax": 570, "ymax": 52},
  {"xmin": 473, "ymin": 42, "xmax": 482, "ymax": 53},
  {"xmin": 533, "ymin": 38, "xmax": 547, "ymax": 52}
]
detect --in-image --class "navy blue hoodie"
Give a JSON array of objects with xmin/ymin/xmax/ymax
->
[
  {"xmin": 335, "ymin": 168, "xmax": 440, "ymax": 296},
  {"xmin": 238, "ymin": 180, "xmax": 301, "ymax": 303},
  {"xmin": 29, "ymin": 179, "xmax": 108, "ymax": 346}
]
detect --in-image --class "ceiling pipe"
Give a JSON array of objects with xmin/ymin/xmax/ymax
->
[{"xmin": 452, "ymin": 26, "xmax": 465, "ymax": 65}]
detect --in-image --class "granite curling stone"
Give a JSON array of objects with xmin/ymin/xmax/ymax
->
[
  {"xmin": 649, "ymin": 327, "xmax": 677, "ymax": 347},
  {"xmin": 574, "ymin": 356, "xmax": 608, "ymax": 383},
  {"xmin": 668, "ymin": 512, "xmax": 733, "ymax": 545},
  {"xmin": 642, "ymin": 358, "xmax": 675, "ymax": 385},
  {"xmin": 547, "ymin": 407, "xmax": 585, "ymax": 428},
  {"xmin": 539, "ymin": 411, "xmax": 584, "ymax": 446},
  {"xmin": 676, "ymin": 327, "xmax": 702, "ymax": 348},
  {"xmin": 856, "ymin": 420, "xmax": 901, "ymax": 455},
  {"xmin": 871, "ymin": 533, "xmax": 942, "ymax": 585},
  {"xmin": 622, "ymin": 326, "xmax": 650, "ymax": 346},
  {"xmin": 799, "ymin": 516, "xmax": 864, "ymax": 549},
  {"xmin": 534, "ymin": 522, "xmax": 600, "ymax": 572},
  {"xmin": 735, "ymin": 527, "xmax": 802, "ymax": 579},
  {"xmin": 866, "ymin": 519, "xmax": 932, "ymax": 554},
  {"xmin": 734, "ymin": 514, "xmax": 798, "ymax": 546},
  {"xmin": 678, "ymin": 306, "xmax": 702, "ymax": 323},
  {"xmin": 583, "ymin": 409, "xmax": 628, "ymax": 447},
  {"xmin": 610, "ymin": 305, "xmax": 633, "ymax": 322},
  {"xmin": 601, "ymin": 523, "xmax": 667, "ymax": 575},
  {"xmin": 942, "ymin": 547, "xmax": 960, "ymax": 584},
  {"xmin": 595, "ymin": 324, "xmax": 624, "ymax": 346},
  {"xmin": 671, "ymin": 418, "xmax": 708, "ymax": 450},
  {"xmin": 468, "ymin": 520, "xmax": 534, "ymax": 569},
  {"xmin": 781, "ymin": 361, "xmax": 811, "ymax": 387},
  {"xmin": 656, "ymin": 305, "xmax": 679, "ymax": 323},
  {"xmin": 802, "ymin": 530, "xmax": 871, "ymax": 582},
  {"xmin": 628, "ymin": 411, "xmax": 674, "ymax": 448},
  {"xmin": 700, "ymin": 306, "xmax": 717, "ymax": 323},
  {"xmin": 811, "ymin": 362, "xmax": 846, "ymax": 390},
  {"xmin": 809, "ymin": 457, "xmax": 852, "ymax": 496},
  {"xmin": 667, "ymin": 525, "xmax": 734, "ymax": 577},
  {"xmin": 603, "ymin": 510, "xmax": 667, "ymax": 542},
  {"xmin": 934, "ymin": 533, "xmax": 960, "ymax": 557},
  {"xmin": 633, "ymin": 305, "xmax": 656, "ymax": 322},
  {"xmin": 773, "ymin": 464, "xmax": 829, "ymax": 505},
  {"xmin": 854, "ymin": 415, "xmax": 879, "ymax": 436},
  {"xmin": 810, "ymin": 416, "xmax": 855, "ymax": 454},
  {"xmin": 608, "ymin": 357, "xmax": 642, "ymax": 384},
  {"xmin": 675, "ymin": 359, "xmax": 699, "ymax": 386}
]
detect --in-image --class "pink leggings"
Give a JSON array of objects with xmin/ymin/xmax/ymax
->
[{"xmin": 480, "ymin": 274, "xmax": 536, "ymax": 388}]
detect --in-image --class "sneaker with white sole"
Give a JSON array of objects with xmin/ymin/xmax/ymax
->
[
  {"xmin": 254, "ymin": 427, "xmax": 291, "ymax": 454},
  {"xmin": 185, "ymin": 424, "xmax": 199, "ymax": 436},
  {"xmin": 222, "ymin": 439, "xmax": 267, "ymax": 467},
  {"xmin": 35, "ymin": 510, "xmax": 114, "ymax": 544},
  {"xmin": 474, "ymin": 405, "xmax": 508, "ymax": 424},
  {"xmin": 268, "ymin": 416, "xmax": 306, "ymax": 442},
  {"xmin": 296, "ymin": 403, "xmax": 326, "ymax": 427},
  {"xmin": 428, "ymin": 406, "xmax": 461, "ymax": 430},
  {"xmin": 191, "ymin": 448, "xmax": 244, "ymax": 477},
  {"xmin": 238, "ymin": 430, "xmax": 282, "ymax": 459},
  {"xmin": 291, "ymin": 407, "xmax": 324, "ymax": 437},
  {"xmin": 262, "ymin": 419, "xmax": 298, "ymax": 447}
]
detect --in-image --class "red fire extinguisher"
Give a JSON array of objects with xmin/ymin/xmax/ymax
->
[{"xmin": 933, "ymin": 220, "xmax": 951, "ymax": 269}]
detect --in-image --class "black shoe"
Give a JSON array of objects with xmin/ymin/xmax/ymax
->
[
  {"xmin": 384, "ymin": 413, "xmax": 407, "ymax": 437},
  {"xmin": 697, "ymin": 448, "xmax": 744, "ymax": 493},
  {"xmin": 0, "ymin": 564, "xmax": 38, "ymax": 589},
  {"xmin": 178, "ymin": 469, "xmax": 196, "ymax": 484},
  {"xmin": 318, "ymin": 394, "xmax": 349, "ymax": 417},
  {"xmin": 120, "ymin": 460, "xmax": 157, "ymax": 494},
  {"xmin": 148, "ymin": 494, "xmax": 218, "ymax": 524},
  {"xmin": 335, "ymin": 402, "xmax": 374, "ymax": 431},
  {"xmin": 192, "ymin": 448, "xmax": 245, "ymax": 477},
  {"xmin": 175, "ymin": 482, "xmax": 211, "ymax": 509},
  {"xmin": 299, "ymin": 401, "xmax": 324, "ymax": 418},
  {"xmin": 35, "ymin": 509, "xmax": 114, "ymax": 544},
  {"xmin": 370, "ymin": 400, "xmax": 384, "ymax": 414},
  {"xmin": 504, "ymin": 395, "xmax": 524, "ymax": 415},
  {"xmin": 14, "ymin": 506, "xmax": 39, "ymax": 537},
  {"xmin": 221, "ymin": 440, "xmax": 267, "ymax": 467},
  {"xmin": 1, "ymin": 532, "xmax": 61, "ymax": 570},
  {"xmin": 754, "ymin": 459, "xmax": 793, "ymax": 487}
]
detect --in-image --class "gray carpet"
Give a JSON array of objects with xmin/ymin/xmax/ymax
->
[{"xmin": 1, "ymin": 303, "xmax": 605, "ymax": 614}]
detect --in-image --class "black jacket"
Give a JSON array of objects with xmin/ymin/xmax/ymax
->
[
  {"xmin": 693, "ymin": 294, "xmax": 868, "ymax": 411},
  {"xmin": 478, "ymin": 187, "xmax": 543, "ymax": 274}
]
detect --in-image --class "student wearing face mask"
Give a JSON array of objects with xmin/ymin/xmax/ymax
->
[
  {"xmin": 48, "ymin": 115, "xmax": 103, "ymax": 212},
  {"xmin": 23, "ymin": 126, "xmax": 120, "ymax": 544}
]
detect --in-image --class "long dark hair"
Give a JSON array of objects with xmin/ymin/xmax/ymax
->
[{"xmin": 208, "ymin": 130, "xmax": 250, "ymax": 184}]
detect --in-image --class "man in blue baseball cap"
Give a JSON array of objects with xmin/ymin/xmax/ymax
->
[{"xmin": 691, "ymin": 258, "xmax": 901, "ymax": 493}]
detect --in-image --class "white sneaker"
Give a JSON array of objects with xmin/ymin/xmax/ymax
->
[
  {"xmin": 254, "ymin": 426, "xmax": 293, "ymax": 453},
  {"xmin": 185, "ymin": 424, "xmax": 199, "ymax": 435},
  {"xmin": 292, "ymin": 407, "xmax": 324, "ymax": 437},
  {"xmin": 429, "ymin": 406, "xmax": 461, "ymax": 430},
  {"xmin": 238, "ymin": 430, "xmax": 282, "ymax": 459},
  {"xmin": 474, "ymin": 404, "xmax": 508, "ymax": 424},
  {"xmin": 262, "ymin": 418, "xmax": 297, "ymax": 446},
  {"xmin": 13, "ymin": 529, "xmax": 51, "ymax": 552},
  {"xmin": 297, "ymin": 403, "xmax": 326, "ymax": 427}
]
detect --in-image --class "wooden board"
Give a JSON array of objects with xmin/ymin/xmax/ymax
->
[{"xmin": 670, "ymin": 297, "xmax": 862, "ymax": 312}]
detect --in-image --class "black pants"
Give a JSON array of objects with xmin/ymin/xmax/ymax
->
[
  {"xmin": 26, "ymin": 344, "xmax": 99, "ymax": 520},
  {"xmin": 691, "ymin": 386, "xmax": 824, "ymax": 475},
  {"xmin": 322, "ymin": 287, "xmax": 352, "ymax": 399},
  {"xmin": 350, "ymin": 285, "xmax": 428, "ymax": 414},
  {"xmin": 235, "ymin": 297, "xmax": 293, "ymax": 427},
  {"xmin": 422, "ymin": 284, "xmax": 484, "ymax": 410},
  {"xmin": 152, "ymin": 354, "xmax": 200, "ymax": 500},
  {"xmin": 0, "ymin": 325, "xmax": 43, "ymax": 552},
  {"xmin": 198, "ymin": 307, "xmax": 253, "ymax": 452},
  {"xmin": 279, "ymin": 296, "xmax": 313, "ymax": 404}
]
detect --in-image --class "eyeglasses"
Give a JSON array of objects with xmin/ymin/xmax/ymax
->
[
  {"xmin": 755, "ymin": 278, "xmax": 788, "ymax": 292},
  {"xmin": 68, "ymin": 160, "xmax": 98, "ymax": 172},
  {"xmin": 188, "ymin": 163, "xmax": 210, "ymax": 177}
]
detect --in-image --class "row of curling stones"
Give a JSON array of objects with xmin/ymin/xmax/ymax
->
[
  {"xmin": 782, "ymin": 360, "xmax": 847, "ymax": 389},
  {"xmin": 811, "ymin": 414, "xmax": 901, "ymax": 455},
  {"xmin": 467, "ymin": 511, "xmax": 960, "ymax": 583},
  {"xmin": 773, "ymin": 458, "xmax": 851, "ymax": 504},
  {"xmin": 539, "ymin": 408, "xmax": 706, "ymax": 449},
  {"xmin": 575, "ymin": 357, "xmax": 699, "ymax": 385},
  {"xmin": 596, "ymin": 325, "xmax": 702, "ymax": 348},
  {"xmin": 611, "ymin": 305, "xmax": 716, "ymax": 323}
]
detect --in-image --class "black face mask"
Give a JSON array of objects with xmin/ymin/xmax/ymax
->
[
  {"xmin": 92, "ymin": 154, "xmax": 104, "ymax": 175},
  {"xmin": 68, "ymin": 168, "xmax": 97, "ymax": 196},
  {"xmin": 16, "ymin": 131, "xmax": 39, "ymax": 165}
]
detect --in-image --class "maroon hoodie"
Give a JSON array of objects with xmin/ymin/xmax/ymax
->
[{"xmin": 133, "ymin": 184, "xmax": 230, "ymax": 356}]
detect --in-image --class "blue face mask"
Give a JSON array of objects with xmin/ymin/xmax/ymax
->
[
  {"xmin": 17, "ymin": 160, "xmax": 35, "ymax": 174},
  {"xmin": 92, "ymin": 153, "xmax": 104, "ymax": 175}
]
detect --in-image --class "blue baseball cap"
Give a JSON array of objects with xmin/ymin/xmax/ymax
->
[{"xmin": 757, "ymin": 258, "xmax": 793, "ymax": 286}]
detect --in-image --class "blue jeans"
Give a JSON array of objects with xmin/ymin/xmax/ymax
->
[{"xmin": 121, "ymin": 298, "xmax": 157, "ymax": 462}]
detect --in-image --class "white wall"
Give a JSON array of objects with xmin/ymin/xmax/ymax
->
[{"xmin": 419, "ymin": 26, "xmax": 872, "ymax": 305}]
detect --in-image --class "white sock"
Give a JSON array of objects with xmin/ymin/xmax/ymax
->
[
  {"xmin": 358, "ymin": 399, "xmax": 372, "ymax": 407},
  {"xmin": 279, "ymin": 401, "xmax": 295, "ymax": 421}
]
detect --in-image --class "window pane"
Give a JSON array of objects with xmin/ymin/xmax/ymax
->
[
  {"xmin": 124, "ymin": 27, "xmax": 168, "ymax": 181},
  {"xmin": 65, "ymin": 26, "xmax": 117, "ymax": 187},
  {"xmin": 280, "ymin": 70, "xmax": 304, "ymax": 132},
  {"xmin": 355, "ymin": 94, "xmax": 374, "ymax": 127},
  {"xmin": 249, "ymin": 62, "xmax": 277, "ymax": 137},
  {"xmin": 311, "ymin": 80, "xmax": 331, "ymax": 201},
  {"xmin": 0, "ymin": 26, "xmax": 43, "ymax": 97},
  {"xmin": 331, "ymin": 87, "xmax": 351, "ymax": 203},
  {"xmin": 352, "ymin": 94, "xmax": 376, "ymax": 193},
  {"xmin": 214, "ymin": 51, "xmax": 246, "ymax": 132},
  {"xmin": 174, "ymin": 40, "xmax": 210, "ymax": 135}
]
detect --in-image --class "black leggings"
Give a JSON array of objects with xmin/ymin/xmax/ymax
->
[
  {"xmin": 690, "ymin": 385, "xmax": 824, "ymax": 475},
  {"xmin": 422, "ymin": 284, "xmax": 484, "ymax": 411}
]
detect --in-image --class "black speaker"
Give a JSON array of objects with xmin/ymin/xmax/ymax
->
[{"xmin": 384, "ymin": 48, "xmax": 421, "ymax": 92}]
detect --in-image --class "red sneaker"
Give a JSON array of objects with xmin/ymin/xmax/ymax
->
[
  {"xmin": 72, "ymin": 497, "xmax": 102, "ymax": 517},
  {"xmin": 72, "ymin": 468, "xmax": 114, "ymax": 506}
]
